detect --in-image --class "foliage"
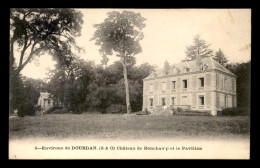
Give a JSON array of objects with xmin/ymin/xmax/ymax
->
[
  {"xmin": 177, "ymin": 107, "xmax": 182, "ymax": 113},
  {"xmin": 47, "ymin": 58, "xmax": 95, "ymax": 112},
  {"xmin": 45, "ymin": 106, "xmax": 69, "ymax": 114},
  {"xmin": 10, "ymin": 8, "xmax": 83, "ymax": 77},
  {"xmin": 90, "ymin": 11, "xmax": 146, "ymax": 59},
  {"xmin": 136, "ymin": 109, "xmax": 150, "ymax": 115},
  {"xmin": 185, "ymin": 34, "xmax": 213, "ymax": 61},
  {"xmin": 9, "ymin": 74, "xmax": 40, "ymax": 116},
  {"xmin": 221, "ymin": 107, "xmax": 250, "ymax": 116},
  {"xmin": 225, "ymin": 61, "xmax": 251, "ymax": 108},
  {"xmin": 214, "ymin": 48, "xmax": 228, "ymax": 66},
  {"xmin": 106, "ymin": 104, "xmax": 127, "ymax": 113},
  {"xmin": 91, "ymin": 10, "xmax": 146, "ymax": 113},
  {"xmin": 45, "ymin": 57, "xmax": 156, "ymax": 114}
]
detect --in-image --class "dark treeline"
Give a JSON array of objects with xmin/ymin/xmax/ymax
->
[
  {"xmin": 10, "ymin": 58, "xmax": 156, "ymax": 116},
  {"xmin": 225, "ymin": 61, "xmax": 251, "ymax": 108}
]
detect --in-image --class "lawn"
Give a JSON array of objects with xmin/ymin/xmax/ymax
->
[{"xmin": 9, "ymin": 113, "xmax": 250, "ymax": 140}]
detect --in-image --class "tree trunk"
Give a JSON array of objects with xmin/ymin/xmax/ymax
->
[{"xmin": 122, "ymin": 62, "xmax": 132, "ymax": 114}]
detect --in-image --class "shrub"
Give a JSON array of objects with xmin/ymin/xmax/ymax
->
[
  {"xmin": 106, "ymin": 104, "xmax": 127, "ymax": 113},
  {"xmin": 221, "ymin": 107, "xmax": 250, "ymax": 116},
  {"xmin": 45, "ymin": 106, "xmax": 63, "ymax": 114},
  {"xmin": 136, "ymin": 108, "xmax": 150, "ymax": 115},
  {"xmin": 17, "ymin": 102, "xmax": 37, "ymax": 117},
  {"xmin": 45, "ymin": 106, "xmax": 69, "ymax": 114},
  {"xmin": 51, "ymin": 109, "xmax": 69, "ymax": 114},
  {"xmin": 177, "ymin": 107, "xmax": 182, "ymax": 113}
]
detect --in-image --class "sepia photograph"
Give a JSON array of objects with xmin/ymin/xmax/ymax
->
[{"xmin": 9, "ymin": 8, "xmax": 251, "ymax": 159}]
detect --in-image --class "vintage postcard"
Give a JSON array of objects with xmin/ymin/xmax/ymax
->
[{"xmin": 9, "ymin": 8, "xmax": 251, "ymax": 159}]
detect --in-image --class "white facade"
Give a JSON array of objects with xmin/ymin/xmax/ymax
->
[
  {"xmin": 37, "ymin": 92, "xmax": 53, "ymax": 111},
  {"xmin": 142, "ymin": 56, "xmax": 237, "ymax": 116}
]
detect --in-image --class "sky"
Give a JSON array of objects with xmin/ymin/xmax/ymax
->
[{"xmin": 19, "ymin": 9, "xmax": 251, "ymax": 80}]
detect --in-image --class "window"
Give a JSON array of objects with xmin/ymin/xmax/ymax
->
[
  {"xmin": 199, "ymin": 96, "xmax": 204, "ymax": 105},
  {"xmin": 161, "ymin": 82, "xmax": 166, "ymax": 92},
  {"xmin": 149, "ymin": 84, "xmax": 153, "ymax": 93},
  {"xmin": 199, "ymin": 78, "xmax": 204, "ymax": 87},
  {"xmin": 182, "ymin": 96, "xmax": 188, "ymax": 105},
  {"xmin": 48, "ymin": 99, "xmax": 51, "ymax": 105},
  {"xmin": 183, "ymin": 80, "xmax": 187, "ymax": 88},
  {"xmin": 224, "ymin": 77, "xmax": 227, "ymax": 89},
  {"xmin": 172, "ymin": 81, "xmax": 176, "ymax": 90},
  {"xmin": 171, "ymin": 97, "xmax": 175, "ymax": 105},
  {"xmin": 161, "ymin": 97, "xmax": 166, "ymax": 106},
  {"xmin": 149, "ymin": 98, "xmax": 153, "ymax": 107}
]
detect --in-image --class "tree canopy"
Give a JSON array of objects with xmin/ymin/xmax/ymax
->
[
  {"xmin": 185, "ymin": 34, "xmax": 213, "ymax": 61},
  {"xmin": 10, "ymin": 8, "xmax": 83, "ymax": 78},
  {"xmin": 91, "ymin": 10, "xmax": 146, "ymax": 62},
  {"xmin": 214, "ymin": 48, "xmax": 228, "ymax": 66}
]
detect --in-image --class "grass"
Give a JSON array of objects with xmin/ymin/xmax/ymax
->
[{"xmin": 9, "ymin": 113, "xmax": 250, "ymax": 140}]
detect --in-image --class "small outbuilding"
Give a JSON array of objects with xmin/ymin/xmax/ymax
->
[{"xmin": 37, "ymin": 92, "xmax": 53, "ymax": 112}]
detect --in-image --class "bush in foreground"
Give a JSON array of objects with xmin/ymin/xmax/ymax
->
[
  {"xmin": 221, "ymin": 107, "xmax": 250, "ymax": 116},
  {"xmin": 106, "ymin": 104, "xmax": 127, "ymax": 114},
  {"xmin": 45, "ymin": 106, "xmax": 69, "ymax": 114},
  {"xmin": 17, "ymin": 102, "xmax": 38, "ymax": 117}
]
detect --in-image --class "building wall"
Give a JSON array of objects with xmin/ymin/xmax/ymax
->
[
  {"xmin": 215, "ymin": 71, "xmax": 237, "ymax": 110},
  {"xmin": 143, "ymin": 70, "xmax": 236, "ymax": 115},
  {"xmin": 37, "ymin": 92, "xmax": 54, "ymax": 111}
]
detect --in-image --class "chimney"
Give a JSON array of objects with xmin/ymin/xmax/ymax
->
[
  {"xmin": 196, "ymin": 53, "xmax": 202, "ymax": 65},
  {"xmin": 164, "ymin": 60, "xmax": 169, "ymax": 75}
]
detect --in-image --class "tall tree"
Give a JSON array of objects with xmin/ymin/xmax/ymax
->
[
  {"xmin": 91, "ymin": 11, "xmax": 146, "ymax": 113},
  {"xmin": 214, "ymin": 48, "xmax": 228, "ymax": 66},
  {"xmin": 185, "ymin": 34, "xmax": 213, "ymax": 61}
]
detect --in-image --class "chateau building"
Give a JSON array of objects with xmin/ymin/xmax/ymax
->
[{"xmin": 142, "ymin": 55, "xmax": 237, "ymax": 116}]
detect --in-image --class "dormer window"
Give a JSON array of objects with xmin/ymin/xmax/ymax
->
[
  {"xmin": 183, "ymin": 67, "xmax": 189, "ymax": 73},
  {"xmin": 200, "ymin": 64, "xmax": 208, "ymax": 70}
]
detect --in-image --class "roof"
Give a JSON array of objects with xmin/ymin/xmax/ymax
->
[
  {"xmin": 144, "ymin": 57, "xmax": 235, "ymax": 80},
  {"xmin": 39, "ymin": 92, "xmax": 52, "ymax": 99}
]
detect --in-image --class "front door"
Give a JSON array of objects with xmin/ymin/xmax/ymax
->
[{"xmin": 44, "ymin": 99, "xmax": 48, "ymax": 109}]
